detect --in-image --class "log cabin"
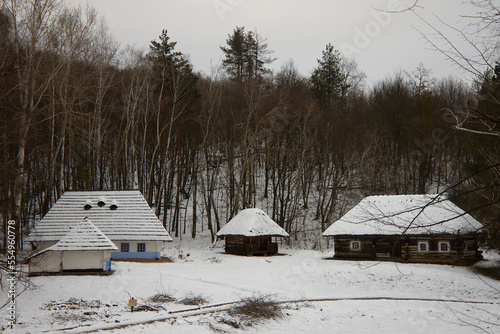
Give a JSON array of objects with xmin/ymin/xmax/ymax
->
[
  {"xmin": 322, "ymin": 195, "xmax": 484, "ymax": 264},
  {"xmin": 216, "ymin": 208, "xmax": 289, "ymax": 256},
  {"xmin": 29, "ymin": 190, "xmax": 172, "ymax": 260}
]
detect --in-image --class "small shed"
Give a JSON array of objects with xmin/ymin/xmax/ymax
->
[
  {"xmin": 322, "ymin": 194, "xmax": 484, "ymax": 263},
  {"xmin": 29, "ymin": 218, "xmax": 118, "ymax": 274},
  {"xmin": 216, "ymin": 208, "xmax": 289, "ymax": 256}
]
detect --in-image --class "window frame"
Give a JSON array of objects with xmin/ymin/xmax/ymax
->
[
  {"xmin": 137, "ymin": 243, "xmax": 146, "ymax": 253},
  {"xmin": 121, "ymin": 242, "xmax": 130, "ymax": 253},
  {"xmin": 439, "ymin": 241, "xmax": 451, "ymax": 252},
  {"xmin": 350, "ymin": 240, "xmax": 361, "ymax": 251},
  {"xmin": 418, "ymin": 241, "xmax": 429, "ymax": 252}
]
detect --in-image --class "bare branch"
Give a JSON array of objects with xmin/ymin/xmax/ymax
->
[{"xmin": 373, "ymin": 0, "xmax": 422, "ymax": 13}]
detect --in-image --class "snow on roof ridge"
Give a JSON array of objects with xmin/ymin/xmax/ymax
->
[{"xmin": 365, "ymin": 194, "xmax": 443, "ymax": 199}]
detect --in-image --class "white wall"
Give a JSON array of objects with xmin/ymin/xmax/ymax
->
[
  {"xmin": 111, "ymin": 240, "xmax": 161, "ymax": 252},
  {"xmin": 30, "ymin": 251, "xmax": 61, "ymax": 273},
  {"xmin": 62, "ymin": 251, "xmax": 105, "ymax": 270},
  {"xmin": 30, "ymin": 250, "xmax": 110, "ymax": 273}
]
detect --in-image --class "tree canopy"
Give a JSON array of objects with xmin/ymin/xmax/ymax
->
[
  {"xmin": 220, "ymin": 26, "xmax": 275, "ymax": 82},
  {"xmin": 310, "ymin": 43, "xmax": 344, "ymax": 111}
]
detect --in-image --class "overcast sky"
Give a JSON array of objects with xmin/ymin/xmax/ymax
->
[{"xmin": 67, "ymin": 0, "xmax": 483, "ymax": 86}]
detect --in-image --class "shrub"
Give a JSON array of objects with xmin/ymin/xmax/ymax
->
[
  {"xmin": 149, "ymin": 293, "xmax": 176, "ymax": 303},
  {"xmin": 178, "ymin": 292, "xmax": 209, "ymax": 306},
  {"xmin": 229, "ymin": 295, "xmax": 283, "ymax": 321}
]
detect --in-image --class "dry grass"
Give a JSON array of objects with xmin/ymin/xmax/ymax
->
[
  {"xmin": 149, "ymin": 293, "xmax": 176, "ymax": 304},
  {"xmin": 228, "ymin": 295, "xmax": 283, "ymax": 321},
  {"xmin": 41, "ymin": 298, "xmax": 101, "ymax": 311},
  {"xmin": 178, "ymin": 292, "xmax": 209, "ymax": 306}
]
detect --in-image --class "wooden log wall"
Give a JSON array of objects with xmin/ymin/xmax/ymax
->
[{"xmin": 332, "ymin": 234, "xmax": 480, "ymax": 262}]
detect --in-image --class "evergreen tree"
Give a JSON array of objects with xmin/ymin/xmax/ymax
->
[
  {"xmin": 149, "ymin": 29, "xmax": 193, "ymax": 78},
  {"xmin": 221, "ymin": 26, "xmax": 247, "ymax": 82},
  {"xmin": 310, "ymin": 43, "xmax": 343, "ymax": 110},
  {"xmin": 221, "ymin": 26, "xmax": 275, "ymax": 82},
  {"xmin": 149, "ymin": 29, "xmax": 199, "ymax": 106},
  {"xmin": 149, "ymin": 29, "xmax": 199, "ymax": 236},
  {"xmin": 246, "ymin": 30, "xmax": 275, "ymax": 79}
]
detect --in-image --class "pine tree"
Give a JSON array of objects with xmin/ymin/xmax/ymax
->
[
  {"xmin": 310, "ymin": 43, "xmax": 343, "ymax": 110},
  {"xmin": 149, "ymin": 29, "xmax": 193, "ymax": 77},
  {"xmin": 149, "ymin": 29, "xmax": 199, "ymax": 236},
  {"xmin": 148, "ymin": 29, "xmax": 199, "ymax": 108},
  {"xmin": 221, "ymin": 26, "xmax": 275, "ymax": 82},
  {"xmin": 221, "ymin": 26, "xmax": 248, "ymax": 82},
  {"xmin": 246, "ymin": 31, "xmax": 275, "ymax": 79}
]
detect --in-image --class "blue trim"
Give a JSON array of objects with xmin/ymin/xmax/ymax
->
[
  {"xmin": 105, "ymin": 258, "xmax": 112, "ymax": 271},
  {"xmin": 111, "ymin": 251, "xmax": 161, "ymax": 259}
]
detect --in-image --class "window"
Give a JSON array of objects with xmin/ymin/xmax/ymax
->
[
  {"xmin": 418, "ymin": 241, "xmax": 429, "ymax": 252},
  {"xmin": 137, "ymin": 243, "xmax": 146, "ymax": 252},
  {"xmin": 121, "ymin": 243, "xmax": 129, "ymax": 252},
  {"xmin": 439, "ymin": 241, "xmax": 450, "ymax": 252},
  {"xmin": 350, "ymin": 241, "xmax": 361, "ymax": 251}
]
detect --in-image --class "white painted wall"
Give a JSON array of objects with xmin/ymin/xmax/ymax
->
[
  {"xmin": 30, "ymin": 251, "xmax": 61, "ymax": 273},
  {"xmin": 62, "ymin": 251, "xmax": 105, "ymax": 270},
  {"xmin": 30, "ymin": 250, "xmax": 112, "ymax": 273},
  {"xmin": 111, "ymin": 240, "xmax": 161, "ymax": 252}
]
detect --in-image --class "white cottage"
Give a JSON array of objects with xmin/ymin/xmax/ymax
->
[
  {"xmin": 216, "ymin": 208, "xmax": 289, "ymax": 256},
  {"xmin": 30, "ymin": 190, "xmax": 172, "ymax": 259},
  {"xmin": 29, "ymin": 218, "xmax": 118, "ymax": 273}
]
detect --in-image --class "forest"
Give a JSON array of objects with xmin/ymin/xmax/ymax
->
[{"xmin": 1, "ymin": 0, "xmax": 499, "ymax": 251}]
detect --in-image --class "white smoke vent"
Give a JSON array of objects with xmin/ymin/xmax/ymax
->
[
  {"xmin": 84, "ymin": 200, "xmax": 92, "ymax": 210},
  {"xmin": 97, "ymin": 197, "xmax": 106, "ymax": 207},
  {"xmin": 110, "ymin": 200, "xmax": 118, "ymax": 210}
]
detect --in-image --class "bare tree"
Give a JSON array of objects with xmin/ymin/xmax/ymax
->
[{"xmin": 5, "ymin": 0, "xmax": 63, "ymax": 245}]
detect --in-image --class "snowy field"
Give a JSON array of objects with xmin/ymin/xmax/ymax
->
[{"xmin": 2, "ymin": 244, "xmax": 500, "ymax": 334}]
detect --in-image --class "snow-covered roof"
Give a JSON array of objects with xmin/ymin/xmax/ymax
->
[
  {"xmin": 30, "ymin": 218, "xmax": 118, "ymax": 258},
  {"xmin": 216, "ymin": 208, "xmax": 289, "ymax": 237},
  {"xmin": 48, "ymin": 218, "xmax": 118, "ymax": 251},
  {"xmin": 30, "ymin": 190, "xmax": 172, "ymax": 242},
  {"xmin": 322, "ymin": 194, "xmax": 484, "ymax": 236}
]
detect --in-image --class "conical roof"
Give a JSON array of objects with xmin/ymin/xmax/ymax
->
[{"xmin": 216, "ymin": 208, "xmax": 289, "ymax": 237}]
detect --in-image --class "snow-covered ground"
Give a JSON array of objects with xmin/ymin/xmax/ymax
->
[{"xmin": 2, "ymin": 243, "xmax": 499, "ymax": 333}]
